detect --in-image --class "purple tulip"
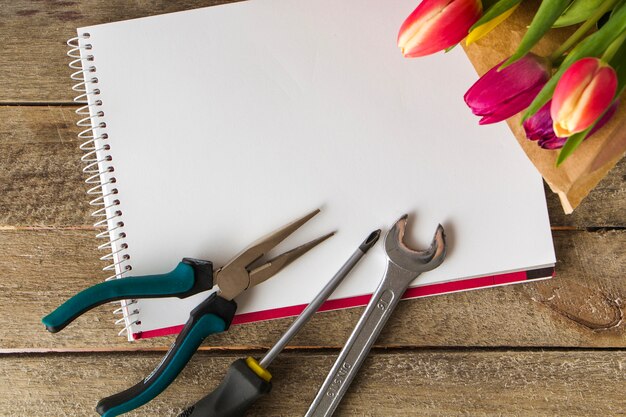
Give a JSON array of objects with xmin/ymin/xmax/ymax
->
[
  {"xmin": 523, "ymin": 100, "xmax": 619, "ymax": 150},
  {"xmin": 523, "ymin": 102, "xmax": 564, "ymax": 149},
  {"xmin": 464, "ymin": 53, "xmax": 551, "ymax": 125}
]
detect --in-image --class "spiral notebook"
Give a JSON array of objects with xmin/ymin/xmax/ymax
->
[{"xmin": 69, "ymin": 0, "xmax": 556, "ymax": 341}]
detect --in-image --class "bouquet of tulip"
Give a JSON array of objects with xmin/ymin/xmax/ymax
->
[{"xmin": 397, "ymin": 0, "xmax": 626, "ymax": 212}]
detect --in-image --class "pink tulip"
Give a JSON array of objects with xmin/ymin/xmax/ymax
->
[
  {"xmin": 551, "ymin": 57, "xmax": 618, "ymax": 137},
  {"xmin": 464, "ymin": 53, "xmax": 551, "ymax": 124},
  {"xmin": 524, "ymin": 100, "xmax": 618, "ymax": 149},
  {"xmin": 398, "ymin": 0, "xmax": 482, "ymax": 58}
]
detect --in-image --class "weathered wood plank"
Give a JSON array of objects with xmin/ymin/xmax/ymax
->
[
  {"xmin": 1, "ymin": 229, "xmax": 624, "ymax": 350},
  {"xmin": 1, "ymin": 350, "xmax": 624, "ymax": 416},
  {"xmin": 2, "ymin": 1, "xmax": 623, "ymax": 224},
  {"xmin": 0, "ymin": 106, "xmax": 89, "ymax": 226},
  {"xmin": 1, "ymin": 1, "xmax": 240, "ymax": 102},
  {"xmin": 1, "ymin": 106, "xmax": 624, "ymax": 228},
  {"xmin": 545, "ymin": 169, "xmax": 626, "ymax": 227}
]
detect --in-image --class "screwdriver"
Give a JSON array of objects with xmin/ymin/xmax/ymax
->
[{"xmin": 177, "ymin": 229, "xmax": 381, "ymax": 417}]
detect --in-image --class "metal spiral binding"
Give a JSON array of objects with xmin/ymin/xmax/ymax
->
[{"xmin": 68, "ymin": 34, "xmax": 138, "ymax": 339}]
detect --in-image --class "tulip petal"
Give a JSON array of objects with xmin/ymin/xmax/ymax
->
[
  {"xmin": 551, "ymin": 58, "xmax": 598, "ymax": 120},
  {"xmin": 564, "ymin": 66, "xmax": 618, "ymax": 133},
  {"xmin": 588, "ymin": 99, "xmax": 619, "ymax": 137},
  {"xmin": 478, "ymin": 84, "xmax": 543, "ymax": 124},
  {"xmin": 398, "ymin": 0, "xmax": 481, "ymax": 57},
  {"xmin": 539, "ymin": 136, "xmax": 567, "ymax": 149},
  {"xmin": 466, "ymin": 3, "xmax": 519, "ymax": 45},
  {"xmin": 398, "ymin": 0, "xmax": 452, "ymax": 51},
  {"xmin": 556, "ymin": 99, "xmax": 620, "ymax": 166},
  {"xmin": 464, "ymin": 54, "xmax": 549, "ymax": 121},
  {"xmin": 523, "ymin": 101, "xmax": 555, "ymax": 141},
  {"xmin": 524, "ymin": 99, "xmax": 618, "ymax": 151},
  {"xmin": 552, "ymin": 58, "xmax": 618, "ymax": 137}
]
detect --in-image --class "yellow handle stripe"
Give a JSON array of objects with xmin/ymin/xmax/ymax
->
[{"xmin": 245, "ymin": 357, "xmax": 272, "ymax": 382}]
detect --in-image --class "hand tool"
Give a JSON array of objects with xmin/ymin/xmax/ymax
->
[
  {"xmin": 177, "ymin": 229, "xmax": 381, "ymax": 417},
  {"xmin": 305, "ymin": 214, "xmax": 446, "ymax": 417},
  {"xmin": 42, "ymin": 209, "xmax": 332, "ymax": 417}
]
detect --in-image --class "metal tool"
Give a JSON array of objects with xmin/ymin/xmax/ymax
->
[
  {"xmin": 42, "ymin": 209, "xmax": 332, "ymax": 417},
  {"xmin": 305, "ymin": 214, "xmax": 446, "ymax": 417},
  {"xmin": 177, "ymin": 229, "xmax": 381, "ymax": 417}
]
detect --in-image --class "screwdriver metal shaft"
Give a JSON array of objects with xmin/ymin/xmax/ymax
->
[
  {"xmin": 177, "ymin": 229, "xmax": 381, "ymax": 417},
  {"xmin": 259, "ymin": 229, "xmax": 381, "ymax": 368}
]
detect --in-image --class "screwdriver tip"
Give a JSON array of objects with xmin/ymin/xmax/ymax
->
[{"xmin": 359, "ymin": 229, "xmax": 381, "ymax": 252}]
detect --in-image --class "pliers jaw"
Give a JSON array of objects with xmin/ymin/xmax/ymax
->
[
  {"xmin": 45, "ymin": 208, "xmax": 333, "ymax": 417},
  {"xmin": 215, "ymin": 208, "xmax": 334, "ymax": 300}
]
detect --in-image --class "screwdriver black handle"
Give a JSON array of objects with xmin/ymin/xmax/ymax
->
[{"xmin": 179, "ymin": 359, "xmax": 272, "ymax": 417}]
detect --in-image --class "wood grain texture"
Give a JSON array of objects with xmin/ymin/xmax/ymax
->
[
  {"xmin": 0, "ymin": 2, "xmax": 624, "ymax": 417},
  {"xmin": 1, "ymin": 106, "xmax": 624, "ymax": 228},
  {"xmin": 0, "ymin": 0, "xmax": 241, "ymax": 103},
  {"xmin": 545, "ymin": 162, "xmax": 626, "ymax": 228},
  {"xmin": 2, "ymin": 0, "xmax": 623, "ymax": 224},
  {"xmin": 0, "ymin": 106, "xmax": 89, "ymax": 226},
  {"xmin": 1, "ymin": 350, "xmax": 625, "ymax": 417},
  {"xmin": 2, "ymin": 229, "xmax": 624, "ymax": 350}
]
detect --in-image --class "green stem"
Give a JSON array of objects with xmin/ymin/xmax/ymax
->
[
  {"xmin": 552, "ymin": 55, "xmax": 566, "ymax": 67},
  {"xmin": 601, "ymin": 28, "xmax": 626, "ymax": 62},
  {"xmin": 549, "ymin": 0, "xmax": 621, "ymax": 62}
]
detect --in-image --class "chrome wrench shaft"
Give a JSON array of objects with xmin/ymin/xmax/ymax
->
[
  {"xmin": 304, "ymin": 262, "xmax": 417, "ymax": 417},
  {"xmin": 305, "ymin": 215, "xmax": 446, "ymax": 417}
]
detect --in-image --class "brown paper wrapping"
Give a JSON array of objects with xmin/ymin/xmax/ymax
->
[{"xmin": 462, "ymin": 0, "xmax": 626, "ymax": 214}]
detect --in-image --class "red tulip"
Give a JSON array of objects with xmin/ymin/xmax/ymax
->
[
  {"xmin": 524, "ymin": 100, "xmax": 618, "ymax": 149},
  {"xmin": 398, "ymin": 0, "xmax": 482, "ymax": 58},
  {"xmin": 464, "ymin": 53, "xmax": 551, "ymax": 125},
  {"xmin": 551, "ymin": 57, "xmax": 618, "ymax": 137}
]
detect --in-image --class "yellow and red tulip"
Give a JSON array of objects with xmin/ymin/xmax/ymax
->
[
  {"xmin": 523, "ymin": 100, "xmax": 618, "ymax": 149},
  {"xmin": 398, "ymin": 0, "xmax": 482, "ymax": 58},
  {"xmin": 551, "ymin": 57, "xmax": 618, "ymax": 138}
]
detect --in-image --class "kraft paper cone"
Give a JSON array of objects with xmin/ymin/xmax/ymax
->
[{"xmin": 462, "ymin": 0, "xmax": 626, "ymax": 214}]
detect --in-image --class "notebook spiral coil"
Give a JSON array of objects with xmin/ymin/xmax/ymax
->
[{"xmin": 68, "ymin": 34, "xmax": 139, "ymax": 340}]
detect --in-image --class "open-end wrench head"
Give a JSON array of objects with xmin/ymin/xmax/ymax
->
[{"xmin": 384, "ymin": 214, "xmax": 446, "ymax": 273}]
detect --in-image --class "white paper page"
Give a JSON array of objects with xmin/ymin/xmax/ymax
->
[{"xmin": 78, "ymin": 0, "xmax": 555, "ymax": 335}]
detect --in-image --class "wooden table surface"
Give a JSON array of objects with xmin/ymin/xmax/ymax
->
[{"xmin": 1, "ymin": 1, "xmax": 625, "ymax": 416}]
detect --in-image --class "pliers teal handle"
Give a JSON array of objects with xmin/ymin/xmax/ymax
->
[
  {"xmin": 42, "ymin": 258, "xmax": 215, "ymax": 333},
  {"xmin": 96, "ymin": 292, "xmax": 237, "ymax": 417},
  {"xmin": 43, "ymin": 257, "xmax": 237, "ymax": 417},
  {"xmin": 42, "ymin": 209, "xmax": 332, "ymax": 417}
]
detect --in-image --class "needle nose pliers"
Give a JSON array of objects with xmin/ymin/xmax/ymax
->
[{"xmin": 42, "ymin": 209, "xmax": 332, "ymax": 417}]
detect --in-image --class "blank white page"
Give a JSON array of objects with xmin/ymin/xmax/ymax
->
[{"xmin": 78, "ymin": 0, "xmax": 555, "ymax": 338}]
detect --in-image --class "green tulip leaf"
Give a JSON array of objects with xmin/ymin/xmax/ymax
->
[
  {"xmin": 469, "ymin": 0, "xmax": 521, "ymax": 32},
  {"xmin": 482, "ymin": 0, "xmax": 502, "ymax": 9},
  {"xmin": 501, "ymin": 0, "xmax": 573, "ymax": 69},
  {"xmin": 615, "ymin": 0, "xmax": 626, "ymax": 15},
  {"xmin": 609, "ymin": 32, "xmax": 626, "ymax": 94},
  {"xmin": 523, "ymin": 1, "xmax": 626, "ymax": 121},
  {"xmin": 556, "ymin": 128, "xmax": 590, "ymax": 166},
  {"xmin": 554, "ymin": 0, "xmax": 608, "ymax": 28}
]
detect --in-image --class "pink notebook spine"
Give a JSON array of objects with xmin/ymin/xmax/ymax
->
[{"xmin": 133, "ymin": 267, "xmax": 555, "ymax": 340}]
